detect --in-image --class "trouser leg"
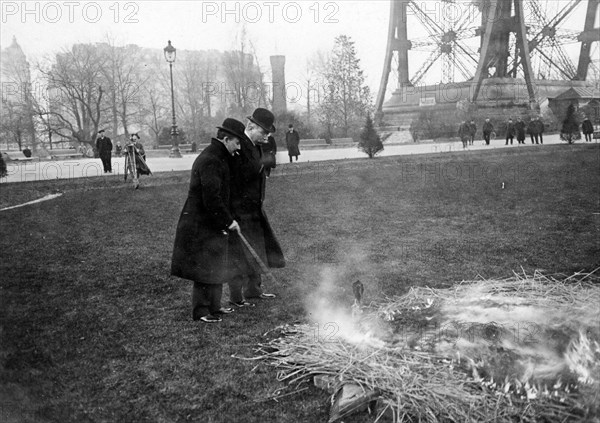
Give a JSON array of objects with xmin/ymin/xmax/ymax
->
[
  {"xmin": 192, "ymin": 282, "xmax": 223, "ymax": 319},
  {"xmin": 244, "ymin": 273, "xmax": 263, "ymax": 298},
  {"xmin": 207, "ymin": 284, "xmax": 223, "ymax": 315},
  {"xmin": 229, "ymin": 275, "xmax": 245, "ymax": 303},
  {"xmin": 192, "ymin": 281, "xmax": 210, "ymax": 320}
]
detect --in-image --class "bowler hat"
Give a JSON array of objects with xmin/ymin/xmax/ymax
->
[
  {"xmin": 217, "ymin": 118, "xmax": 246, "ymax": 141},
  {"xmin": 247, "ymin": 108, "xmax": 276, "ymax": 133},
  {"xmin": 98, "ymin": 129, "xmax": 105, "ymax": 134}
]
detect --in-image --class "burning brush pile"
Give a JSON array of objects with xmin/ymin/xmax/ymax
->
[{"xmin": 254, "ymin": 271, "xmax": 600, "ymax": 422}]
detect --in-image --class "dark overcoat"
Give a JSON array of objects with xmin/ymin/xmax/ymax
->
[
  {"xmin": 171, "ymin": 139, "xmax": 234, "ymax": 284},
  {"xmin": 228, "ymin": 136, "xmax": 285, "ymax": 276},
  {"xmin": 458, "ymin": 123, "xmax": 470, "ymax": 141},
  {"xmin": 582, "ymin": 119, "xmax": 594, "ymax": 135},
  {"xmin": 482, "ymin": 121, "xmax": 494, "ymax": 135},
  {"xmin": 515, "ymin": 120, "xmax": 526, "ymax": 141},
  {"xmin": 285, "ymin": 130, "xmax": 301, "ymax": 156},
  {"xmin": 96, "ymin": 136, "xmax": 112, "ymax": 158},
  {"xmin": 261, "ymin": 135, "xmax": 277, "ymax": 170}
]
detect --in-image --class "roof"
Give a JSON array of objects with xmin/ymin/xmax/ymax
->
[{"xmin": 552, "ymin": 87, "xmax": 600, "ymax": 100}]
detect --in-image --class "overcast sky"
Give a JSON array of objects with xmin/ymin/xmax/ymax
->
[
  {"xmin": 1, "ymin": 1, "xmax": 391, "ymax": 104},
  {"xmin": 1, "ymin": 1, "xmax": 595, "ymax": 111}
]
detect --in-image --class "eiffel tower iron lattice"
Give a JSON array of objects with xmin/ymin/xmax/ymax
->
[{"xmin": 375, "ymin": 0, "xmax": 600, "ymax": 118}]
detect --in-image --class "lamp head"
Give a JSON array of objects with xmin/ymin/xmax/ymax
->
[{"xmin": 164, "ymin": 40, "xmax": 176, "ymax": 63}]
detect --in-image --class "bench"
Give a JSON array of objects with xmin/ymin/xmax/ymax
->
[
  {"xmin": 330, "ymin": 137, "xmax": 356, "ymax": 145},
  {"xmin": 296, "ymin": 138, "xmax": 329, "ymax": 149},
  {"xmin": 157, "ymin": 144, "xmax": 198, "ymax": 153},
  {"xmin": 49, "ymin": 149, "xmax": 84, "ymax": 160},
  {"xmin": 3, "ymin": 152, "xmax": 36, "ymax": 162}
]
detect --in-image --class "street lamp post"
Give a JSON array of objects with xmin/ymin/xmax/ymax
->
[{"xmin": 164, "ymin": 40, "xmax": 181, "ymax": 158}]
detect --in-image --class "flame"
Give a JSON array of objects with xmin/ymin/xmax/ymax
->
[{"xmin": 564, "ymin": 331, "xmax": 600, "ymax": 385}]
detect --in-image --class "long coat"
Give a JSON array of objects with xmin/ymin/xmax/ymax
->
[
  {"xmin": 515, "ymin": 120, "xmax": 526, "ymax": 141},
  {"xmin": 285, "ymin": 130, "xmax": 301, "ymax": 156},
  {"xmin": 96, "ymin": 136, "xmax": 112, "ymax": 158},
  {"xmin": 458, "ymin": 122, "xmax": 470, "ymax": 141},
  {"xmin": 482, "ymin": 121, "xmax": 494, "ymax": 135},
  {"xmin": 171, "ymin": 139, "xmax": 234, "ymax": 284},
  {"xmin": 582, "ymin": 119, "xmax": 594, "ymax": 134},
  {"xmin": 228, "ymin": 136, "xmax": 285, "ymax": 277}
]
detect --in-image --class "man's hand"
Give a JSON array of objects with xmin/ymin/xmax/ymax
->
[{"xmin": 228, "ymin": 220, "xmax": 241, "ymax": 234}]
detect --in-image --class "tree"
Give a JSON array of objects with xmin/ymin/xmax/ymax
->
[
  {"xmin": 358, "ymin": 115, "xmax": 383, "ymax": 158},
  {"xmin": 319, "ymin": 35, "xmax": 372, "ymax": 139},
  {"xmin": 221, "ymin": 28, "xmax": 264, "ymax": 116},
  {"xmin": 560, "ymin": 103, "xmax": 580, "ymax": 144},
  {"xmin": 141, "ymin": 86, "xmax": 168, "ymax": 148},
  {"xmin": 158, "ymin": 127, "xmax": 186, "ymax": 145},
  {"xmin": 99, "ymin": 41, "xmax": 148, "ymax": 139},
  {"xmin": 0, "ymin": 38, "xmax": 36, "ymax": 150},
  {"xmin": 38, "ymin": 44, "xmax": 109, "ymax": 149}
]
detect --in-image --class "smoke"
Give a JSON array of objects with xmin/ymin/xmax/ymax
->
[{"xmin": 304, "ymin": 248, "xmax": 386, "ymax": 348}]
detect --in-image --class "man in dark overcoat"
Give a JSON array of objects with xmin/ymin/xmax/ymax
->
[
  {"xmin": 515, "ymin": 117, "xmax": 526, "ymax": 144},
  {"xmin": 228, "ymin": 108, "xmax": 285, "ymax": 307},
  {"xmin": 171, "ymin": 118, "xmax": 244, "ymax": 322},
  {"xmin": 505, "ymin": 119, "xmax": 515, "ymax": 145},
  {"xmin": 262, "ymin": 134, "xmax": 277, "ymax": 177},
  {"xmin": 458, "ymin": 120, "xmax": 470, "ymax": 149},
  {"xmin": 285, "ymin": 124, "xmax": 301, "ymax": 163},
  {"xmin": 95, "ymin": 129, "xmax": 113, "ymax": 173},
  {"xmin": 482, "ymin": 118, "xmax": 494, "ymax": 145},
  {"xmin": 468, "ymin": 120, "xmax": 476, "ymax": 145},
  {"xmin": 581, "ymin": 116, "xmax": 594, "ymax": 142}
]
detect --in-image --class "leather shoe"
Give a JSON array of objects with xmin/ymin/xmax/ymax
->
[
  {"xmin": 229, "ymin": 300, "xmax": 255, "ymax": 308},
  {"xmin": 257, "ymin": 293, "xmax": 276, "ymax": 299},
  {"xmin": 214, "ymin": 307, "xmax": 234, "ymax": 315},
  {"xmin": 199, "ymin": 315, "xmax": 222, "ymax": 323}
]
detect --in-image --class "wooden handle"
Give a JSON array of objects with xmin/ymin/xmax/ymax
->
[{"xmin": 237, "ymin": 232, "xmax": 277, "ymax": 286}]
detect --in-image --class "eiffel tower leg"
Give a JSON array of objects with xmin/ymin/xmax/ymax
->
[
  {"xmin": 375, "ymin": 0, "xmax": 411, "ymax": 118},
  {"xmin": 514, "ymin": 0, "xmax": 538, "ymax": 108},
  {"xmin": 576, "ymin": 0, "xmax": 599, "ymax": 80}
]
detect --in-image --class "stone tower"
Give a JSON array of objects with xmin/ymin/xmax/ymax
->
[{"xmin": 270, "ymin": 55, "xmax": 287, "ymax": 114}]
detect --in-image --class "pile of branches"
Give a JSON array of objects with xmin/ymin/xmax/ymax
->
[{"xmin": 253, "ymin": 270, "xmax": 600, "ymax": 422}]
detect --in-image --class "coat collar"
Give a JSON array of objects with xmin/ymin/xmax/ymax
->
[{"xmin": 210, "ymin": 138, "xmax": 231, "ymax": 159}]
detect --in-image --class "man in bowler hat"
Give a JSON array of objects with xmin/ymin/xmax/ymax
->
[
  {"xmin": 96, "ymin": 129, "xmax": 113, "ymax": 173},
  {"xmin": 171, "ymin": 118, "xmax": 243, "ymax": 323},
  {"xmin": 285, "ymin": 124, "xmax": 301, "ymax": 162},
  {"xmin": 228, "ymin": 108, "xmax": 285, "ymax": 307}
]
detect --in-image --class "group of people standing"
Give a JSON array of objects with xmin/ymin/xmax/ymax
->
[
  {"xmin": 503, "ymin": 117, "xmax": 545, "ymax": 145},
  {"xmin": 95, "ymin": 130, "xmax": 150, "ymax": 177},
  {"xmin": 170, "ymin": 108, "xmax": 285, "ymax": 323},
  {"xmin": 458, "ymin": 116, "xmax": 546, "ymax": 147}
]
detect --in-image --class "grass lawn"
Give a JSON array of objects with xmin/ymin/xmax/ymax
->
[{"xmin": 1, "ymin": 144, "xmax": 598, "ymax": 422}]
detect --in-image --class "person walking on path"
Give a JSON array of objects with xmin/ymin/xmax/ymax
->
[
  {"xmin": 262, "ymin": 134, "xmax": 277, "ymax": 177},
  {"xmin": 228, "ymin": 108, "xmax": 285, "ymax": 308},
  {"xmin": 505, "ymin": 119, "xmax": 515, "ymax": 145},
  {"xmin": 482, "ymin": 118, "xmax": 494, "ymax": 145},
  {"xmin": 582, "ymin": 116, "xmax": 594, "ymax": 142},
  {"xmin": 96, "ymin": 129, "xmax": 113, "ymax": 173},
  {"xmin": 458, "ymin": 121, "xmax": 470, "ymax": 149},
  {"xmin": 527, "ymin": 118, "xmax": 537, "ymax": 144},
  {"xmin": 534, "ymin": 116, "xmax": 545, "ymax": 144},
  {"xmin": 515, "ymin": 117, "xmax": 526, "ymax": 144},
  {"xmin": 171, "ymin": 118, "xmax": 243, "ymax": 323},
  {"xmin": 468, "ymin": 120, "xmax": 477, "ymax": 145},
  {"xmin": 285, "ymin": 124, "xmax": 301, "ymax": 163}
]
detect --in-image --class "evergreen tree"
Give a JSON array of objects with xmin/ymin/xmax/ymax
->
[
  {"xmin": 359, "ymin": 115, "xmax": 383, "ymax": 158},
  {"xmin": 319, "ymin": 35, "xmax": 372, "ymax": 139},
  {"xmin": 560, "ymin": 104, "xmax": 580, "ymax": 144}
]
